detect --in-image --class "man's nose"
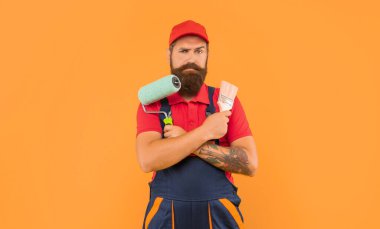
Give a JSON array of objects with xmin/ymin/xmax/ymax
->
[{"xmin": 184, "ymin": 52, "xmax": 196, "ymax": 63}]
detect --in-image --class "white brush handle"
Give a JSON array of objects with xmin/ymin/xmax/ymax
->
[{"xmin": 218, "ymin": 81, "xmax": 238, "ymax": 111}]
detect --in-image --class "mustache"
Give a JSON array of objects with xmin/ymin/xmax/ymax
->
[{"xmin": 176, "ymin": 63, "xmax": 203, "ymax": 72}]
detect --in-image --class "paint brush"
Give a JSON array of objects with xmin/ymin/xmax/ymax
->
[{"xmin": 217, "ymin": 81, "xmax": 238, "ymax": 111}]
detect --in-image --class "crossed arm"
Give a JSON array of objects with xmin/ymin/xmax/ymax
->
[
  {"xmin": 136, "ymin": 125, "xmax": 258, "ymax": 176},
  {"xmin": 194, "ymin": 137, "xmax": 257, "ymax": 176}
]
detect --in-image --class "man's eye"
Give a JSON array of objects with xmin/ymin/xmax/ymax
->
[
  {"xmin": 196, "ymin": 49, "xmax": 203, "ymax": 54},
  {"xmin": 180, "ymin": 50, "xmax": 188, "ymax": 53}
]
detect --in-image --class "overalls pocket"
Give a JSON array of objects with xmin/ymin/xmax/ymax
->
[
  {"xmin": 208, "ymin": 198, "xmax": 245, "ymax": 229},
  {"xmin": 143, "ymin": 196, "xmax": 174, "ymax": 229}
]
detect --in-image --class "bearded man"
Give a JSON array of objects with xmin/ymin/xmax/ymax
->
[{"xmin": 136, "ymin": 20, "xmax": 258, "ymax": 229}]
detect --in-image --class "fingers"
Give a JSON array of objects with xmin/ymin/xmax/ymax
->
[
  {"xmin": 222, "ymin": 110, "xmax": 232, "ymax": 116},
  {"xmin": 164, "ymin": 125, "xmax": 173, "ymax": 132},
  {"xmin": 218, "ymin": 111, "xmax": 231, "ymax": 125},
  {"xmin": 163, "ymin": 125, "xmax": 186, "ymax": 138},
  {"xmin": 222, "ymin": 111, "xmax": 231, "ymax": 124},
  {"xmin": 163, "ymin": 125, "xmax": 171, "ymax": 138},
  {"xmin": 164, "ymin": 131, "xmax": 171, "ymax": 138}
]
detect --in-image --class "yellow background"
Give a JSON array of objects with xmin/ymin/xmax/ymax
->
[{"xmin": 1, "ymin": 0, "xmax": 379, "ymax": 228}]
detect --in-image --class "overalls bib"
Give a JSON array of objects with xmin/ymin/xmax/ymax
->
[{"xmin": 142, "ymin": 86, "xmax": 245, "ymax": 229}]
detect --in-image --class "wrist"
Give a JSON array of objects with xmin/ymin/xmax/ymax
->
[{"xmin": 196, "ymin": 125, "xmax": 211, "ymax": 142}]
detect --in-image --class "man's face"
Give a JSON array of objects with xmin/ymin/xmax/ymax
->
[{"xmin": 169, "ymin": 36, "xmax": 208, "ymax": 97}]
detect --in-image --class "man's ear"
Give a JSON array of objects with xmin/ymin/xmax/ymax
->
[{"xmin": 166, "ymin": 48, "xmax": 171, "ymax": 65}]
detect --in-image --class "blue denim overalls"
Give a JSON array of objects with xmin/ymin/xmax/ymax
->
[{"xmin": 142, "ymin": 86, "xmax": 245, "ymax": 229}]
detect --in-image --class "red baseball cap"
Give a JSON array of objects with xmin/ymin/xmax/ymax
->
[{"xmin": 169, "ymin": 20, "xmax": 209, "ymax": 46}]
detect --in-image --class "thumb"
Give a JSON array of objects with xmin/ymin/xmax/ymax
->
[{"xmin": 221, "ymin": 110, "xmax": 232, "ymax": 117}]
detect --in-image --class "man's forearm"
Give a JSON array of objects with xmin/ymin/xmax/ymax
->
[
  {"xmin": 143, "ymin": 127, "xmax": 209, "ymax": 172},
  {"xmin": 194, "ymin": 141, "xmax": 253, "ymax": 176}
]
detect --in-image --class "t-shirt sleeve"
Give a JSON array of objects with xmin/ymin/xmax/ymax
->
[
  {"xmin": 136, "ymin": 102, "xmax": 162, "ymax": 137},
  {"xmin": 226, "ymin": 96, "xmax": 252, "ymax": 143}
]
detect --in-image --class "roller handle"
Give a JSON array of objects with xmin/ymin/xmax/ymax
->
[{"xmin": 163, "ymin": 117, "xmax": 173, "ymax": 125}]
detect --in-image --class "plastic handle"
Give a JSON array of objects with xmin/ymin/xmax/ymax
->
[{"xmin": 163, "ymin": 117, "xmax": 173, "ymax": 125}]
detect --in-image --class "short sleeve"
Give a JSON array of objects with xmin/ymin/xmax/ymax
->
[
  {"xmin": 136, "ymin": 102, "xmax": 162, "ymax": 137},
  {"xmin": 226, "ymin": 96, "xmax": 252, "ymax": 143}
]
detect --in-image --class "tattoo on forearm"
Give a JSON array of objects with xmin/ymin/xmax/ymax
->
[{"xmin": 198, "ymin": 142, "xmax": 251, "ymax": 175}]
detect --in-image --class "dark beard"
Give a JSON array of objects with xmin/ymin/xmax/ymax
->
[{"xmin": 170, "ymin": 62, "xmax": 207, "ymax": 97}]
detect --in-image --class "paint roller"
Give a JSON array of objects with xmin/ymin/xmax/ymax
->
[{"xmin": 138, "ymin": 75, "xmax": 181, "ymax": 125}]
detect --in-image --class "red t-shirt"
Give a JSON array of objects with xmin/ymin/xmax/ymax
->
[{"xmin": 136, "ymin": 83, "xmax": 252, "ymax": 183}]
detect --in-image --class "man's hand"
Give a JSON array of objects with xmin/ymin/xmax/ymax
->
[
  {"xmin": 164, "ymin": 125, "xmax": 187, "ymax": 138},
  {"xmin": 201, "ymin": 110, "xmax": 232, "ymax": 140},
  {"xmin": 163, "ymin": 110, "xmax": 231, "ymax": 140}
]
